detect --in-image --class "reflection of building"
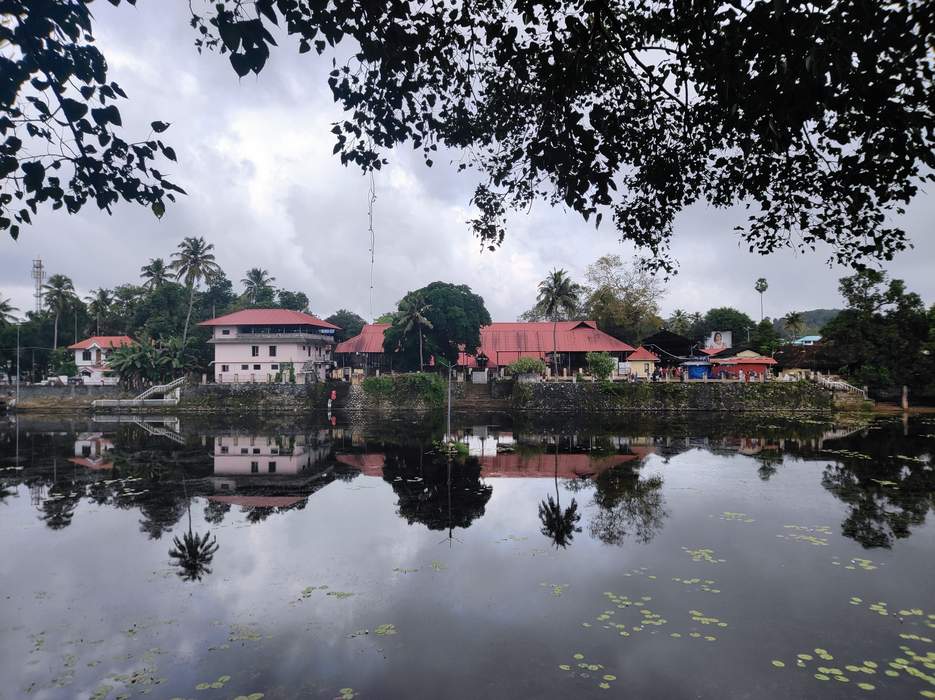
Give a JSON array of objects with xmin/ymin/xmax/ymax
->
[
  {"xmin": 68, "ymin": 335, "xmax": 133, "ymax": 385},
  {"xmin": 69, "ymin": 432, "xmax": 114, "ymax": 469},
  {"xmin": 208, "ymin": 432, "xmax": 335, "ymax": 510}
]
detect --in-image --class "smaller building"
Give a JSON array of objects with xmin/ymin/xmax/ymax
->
[
  {"xmin": 626, "ymin": 346, "xmax": 659, "ymax": 379},
  {"xmin": 334, "ymin": 323, "xmax": 394, "ymax": 375},
  {"xmin": 681, "ymin": 359, "xmax": 712, "ymax": 380},
  {"xmin": 68, "ymin": 335, "xmax": 134, "ymax": 385},
  {"xmin": 792, "ymin": 335, "xmax": 822, "ymax": 346},
  {"xmin": 710, "ymin": 350, "xmax": 778, "ymax": 380}
]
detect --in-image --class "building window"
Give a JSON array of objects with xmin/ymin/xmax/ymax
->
[
  {"xmin": 241, "ymin": 448, "xmax": 248, "ymax": 455},
  {"xmin": 220, "ymin": 446, "xmax": 228, "ymax": 454},
  {"xmin": 253, "ymin": 364, "xmax": 261, "ymax": 370},
  {"xmin": 268, "ymin": 462, "xmax": 276, "ymax": 473},
  {"xmin": 241, "ymin": 364, "xmax": 249, "ymax": 370},
  {"xmin": 251, "ymin": 345, "xmax": 259, "ymax": 357},
  {"xmin": 253, "ymin": 448, "xmax": 260, "ymax": 454},
  {"xmin": 250, "ymin": 461, "xmax": 259, "ymax": 473},
  {"xmin": 221, "ymin": 329, "xmax": 230, "ymax": 335},
  {"xmin": 82, "ymin": 350, "xmax": 92, "ymax": 362},
  {"xmin": 269, "ymin": 345, "xmax": 277, "ymax": 357},
  {"xmin": 271, "ymin": 364, "xmax": 279, "ymax": 370},
  {"xmin": 221, "ymin": 364, "xmax": 229, "ymax": 372}
]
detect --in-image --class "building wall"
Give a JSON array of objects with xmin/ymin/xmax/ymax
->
[
  {"xmin": 74, "ymin": 347, "xmax": 119, "ymax": 385},
  {"xmin": 630, "ymin": 360, "xmax": 656, "ymax": 379},
  {"xmin": 213, "ymin": 340, "xmax": 332, "ymax": 384}
]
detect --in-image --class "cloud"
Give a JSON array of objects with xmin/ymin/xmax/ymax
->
[{"xmin": 1, "ymin": 2, "xmax": 932, "ymax": 324}]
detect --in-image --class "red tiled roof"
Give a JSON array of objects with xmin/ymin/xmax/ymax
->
[
  {"xmin": 712, "ymin": 356, "xmax": 778, "ymax": 365},
  {"xmin": 335, "ymin": 453, "xmax": 386, "ymax": 476},
  {"xmin": 68, "ymin": 458, "xmax": 114, "ymax": 470},
  {"xmin": 627, "ymin": 346, "xmax": 659, "ymax": 362},
  {"xmin": 335, "ymin": 323, "xmax": 392, "ymax": 354},
  {"xmin": 68, "ymin": 335, "xmax": 134, "ymax": 350},
  {"xmin": 198, "ymin": 309, "xmax": 340, "ymax": 329},
  {"xmin": 207, "ymin": 495, "xmax": 306, "ymax": 508}
]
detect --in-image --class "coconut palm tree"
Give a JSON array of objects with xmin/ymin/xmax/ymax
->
[
  {"xmin": 85, "ymin": 288, "xmax": 112, "ymax": 335},
  {"xmin": 140, "ymin": 258, "xmax": 169, "ymax": 290},
  {"xmin": 42, "ymin": 274, "xmax": 77, "ymax": 349},
  {"xmin": 170, "ymin": 237, "xmax": 221, "ymax": 345},
  {"xmin": 240, "ymin": 268, "xmax": 276, "ymax": 304},
  {"xmin": 0, "ymin": 295, "xmax": 18, "ymax": 326},
  {"xmin": 783, "ymin": 311, "xmax": 804, "ymax": 340},
  {"xmin": 754, "ymin": 278, "xmax": 769, "ymax": 321},
  {"xmin": 667, "ymin": 308, "xmax": 690, "ymax": 336},
  {"xmin": 535, "ymin": 269, "xmax": 581, "ymax": 376},
  {"xmin": 395, "ymin": 296, "xmax": 433, "ymax": 370}
]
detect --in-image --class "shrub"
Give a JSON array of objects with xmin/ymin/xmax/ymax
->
[
  {"xmin": 507, "ymin": 357, "xmax": 547, "ymax": 376},
  {"xmin": 586, "ymin": 351, "xmax": 616, "ymax": 380}
]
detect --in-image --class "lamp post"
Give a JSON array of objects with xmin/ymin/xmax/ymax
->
[{"xmin": 15, "ymin": 318, "xmax": 21, "ymax": 407}]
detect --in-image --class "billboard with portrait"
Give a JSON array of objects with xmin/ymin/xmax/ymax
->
[{"xmin": 706, "ymin": 330, "xmax": 732, "ymax": 351}]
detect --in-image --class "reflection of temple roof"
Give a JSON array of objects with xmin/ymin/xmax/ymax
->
[
  {"xmin": 207, "ymin": 495, "xmax": 306, "ymax": 508},
  {"xmin": 335, "ymin": 453, "xmax": 386, "ymax": 476},
  {"xmin": 479, "ymin": 450, "xmax": 650, "ymax": 478},
  {"xmin": 68, "ymin": 458, "xmax": 114, "ymax": 470}
]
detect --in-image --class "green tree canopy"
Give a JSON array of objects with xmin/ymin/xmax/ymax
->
[
  {"xmin": 326, "ymin": 309, "xmax": 367, "ymax": 343},
  {"xmin": 750, "ymin": 319, "xmax": 782, "ymax": 356},
  {"xmin": 701, "ymin": 307, "xmax": 756, "ymax": 347},
  {"xmin": 583, "ymin": 254, "xmax": 664, "ymax": 344},
  {"xmin": 7, "ymin": 2, "xmax": 932, "ymax": 275},
  {"xmin": 383, "ymin": 282, "xmax": 491, "ymax": 369}
]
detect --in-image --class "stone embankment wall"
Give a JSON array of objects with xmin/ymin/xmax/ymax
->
[
  {"xmin": 5, "ymin": 385, "xmax": 128, "ymax": 411},
  {"xmin": 512, "ymin": 380, "xmax": 836, "ymax": 413},
  {"xmin": 179, "ymin": 382, "xmax": 348, "ymax": 412}
]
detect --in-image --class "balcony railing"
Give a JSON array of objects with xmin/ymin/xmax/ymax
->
[{"xmin": 210, "ymin": 332, "xmax": 334, "ymax": 343}]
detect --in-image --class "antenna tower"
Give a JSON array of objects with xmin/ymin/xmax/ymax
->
[{"xmin": 31, "ymin": 258, "xmax": 45, "ymax": 313}]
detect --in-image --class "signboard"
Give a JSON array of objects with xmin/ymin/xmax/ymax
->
[
  {"xmin": 706, "ymin": 330, "xmax": 732, "ymax": 351},
  {"xmin": 618, "ymin": 361, "xmax": 631, "ymax": 375}
]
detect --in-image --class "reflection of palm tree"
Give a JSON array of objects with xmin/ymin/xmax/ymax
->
[
  {"xmin": 169, "ymin": 478, "xmax": 219, "ymax": 581},
  {"xmin": 538, "ymin": 437, "xmax": 581, "ymax": 548},
  {"xmin": 168, "ymin": 530, "xmax": 219, "ymax": 581}
]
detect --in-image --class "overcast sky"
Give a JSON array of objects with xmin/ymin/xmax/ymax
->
[{"xmin": 2, "ymin": 3, "xmax": 933, "ymax": 323}]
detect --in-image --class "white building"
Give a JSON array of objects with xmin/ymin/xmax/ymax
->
[
  {"xmin": 68, "ymin": 335, "xmax": 134, "ymax": 385},
  {"xmin": 199, "ymin": 309, "xmax": 340, "ymax": 384}
]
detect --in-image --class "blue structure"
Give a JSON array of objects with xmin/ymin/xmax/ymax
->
[{"xmin": 681, "ymin": 360, "xmax": 711, "ymax": 380}]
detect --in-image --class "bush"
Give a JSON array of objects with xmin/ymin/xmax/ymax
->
[
  {"xmin": 362, "ymin": 372, "xmax": 446, "ymax": 406},
  {"xmin": 586, "ymin": 351, "xmax": 616, "ymax": 380},
  {"xmin": 507, "ymin": 357, "xmax": 547, "ymax": 375}
]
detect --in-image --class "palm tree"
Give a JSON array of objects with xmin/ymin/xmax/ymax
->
[
  {"xmin": 85, "ymin": 288, "xmax": 112, "ymax": 335},
  {"xmin": 754, "ymin": 278, "xmax": 769, "ymax": 321},
  {"xmin": 0, "ymin": 295, "xmax": 18, "ymax": 326},
  {"xmin": 169, "ymin": 476, "xmax": 219, "ymax": 582},
  {"xmin": 783, "ymin": 311, "xmax": 804, "ymax": 340},
  {"xmin": 535, "ymin": 269, "xmax": 581, "ymax": 376},
  {"xmin": 667, "ymin": 308, "xmax": 690, "ymax": 336},
  {"xmin": 140, "ymin": 258, "xmax": 169, "ymax": 290},
  {"xmin": 42, "ymin": 274, "xmax": 77, "ymax": 349},
  {"xmin": 170, "ymin": 237, "xmax": 221, "ymax": 345},
  {"xmin": 538, "ymin": 437, "xmax": 581, "ymax": 548},
  {"xmin": 395, "ymin": 296, "xmax": 433, "ymax": 370},
  {"xmin": 240, "ymin": 268, "xmax": 276, "ymax": 304}
]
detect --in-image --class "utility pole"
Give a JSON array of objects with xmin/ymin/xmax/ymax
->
[{"xmin": 15, "ymin": 319, "xmax": 21, "ymax": 406}]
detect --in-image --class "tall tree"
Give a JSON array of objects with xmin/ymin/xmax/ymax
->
[
  {"xmin": 755, "ymin": 278, "xmax": 769, "ymax": 321},
  {"xmin": 241, "ymin": 268, "xmax": 276, "ymax": 304},
  {"xmin": 582, "ymin": 255, "xmax": 665, "ymax": 344},
  {"xmin": 85, "ymin": 288, "xmax": 112, "ymax": 336},
  {"xmin": 395, "ymin": 296, "xmax": 434, "ymax": 371},
  {"xmin": 277, "ymin": 290, "xmax": 309, "ymax": 312},
  {"xmin": 535, "ymin": 269, "xmax": 582, "ymax": 376},
  {"xmin": 170, "ymin": 237, "xmax": 221, "ymax": 345},
  {"xmin": 666, "ymin": 309, "xmax": 691, "ymax": 336},
  {"xmin": 42, "ymin": 274, "xmax": 77, "ymax": 349},
  {"xmin": 383, "ymin": 282, "xmax": 491, "ymax": 369},
  {"xmin": 0, "ymin": 296, "xmax": 17, "ymax": 326},
  {"xmin": 701, "ymin": 307, "xmax": 756, "ymax": 347},
  {"xmin": 140, "ymin": 258, "xmax": 170, "ymax": 290}
]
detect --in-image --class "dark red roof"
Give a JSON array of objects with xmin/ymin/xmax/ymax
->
[
  {"xmin": 68, "ymin": 335, "xmax": 134, "ymax": 350},
  {"xmin": 207, "ymin": 495, "xmax": 306, "ymax": 508},
  {"xmin": 334, "ymin": 323, "xmax": 391, "ymax": 354},
  {"xmin": 198, "ymin": 309, "xmax": 339, "ymax": 329},
  {"xmin": 471, "ymin": 321, "xmax": 634, "ymax": 367},
  {"xmin": 627, "ymin": 346, "xmax": 659, "ymax": 362}
]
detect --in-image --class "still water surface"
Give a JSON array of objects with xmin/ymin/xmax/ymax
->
[{"xmin": 1, "ymin": 413, "xmax": 933, "ymax": 699}]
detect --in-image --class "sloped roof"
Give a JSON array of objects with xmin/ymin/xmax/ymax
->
[
  {"xmin": 198, "ymin": 309, "xmax": 340, "ymax": 329},
  {"xmin": 207, "ymin": 495, "xmax": 306, "ymax": 508},
  {"xmin": 68, "ymin": 335, "xmax": 134, "ymax": 350},
  {"xmin": 334, "ymin": 323, "xmax": 392, "ymax": 354},
  {"xmin": 627, "ymin": 346, "xmax": 659, "ymax": 362}
]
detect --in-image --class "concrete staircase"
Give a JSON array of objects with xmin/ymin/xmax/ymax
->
[{"xmin": 455, "ymin": 382, "xmax": 510, "ymax": 412}]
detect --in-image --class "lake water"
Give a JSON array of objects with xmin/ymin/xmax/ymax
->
[{"xmin": 1, "ymin": 412, "xmax": 933, "ymax": 700}]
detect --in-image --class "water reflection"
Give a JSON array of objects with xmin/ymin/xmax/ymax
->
[{"xmin": 0, "ymin": 414, "xmax": 932, "ymax": 555}]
